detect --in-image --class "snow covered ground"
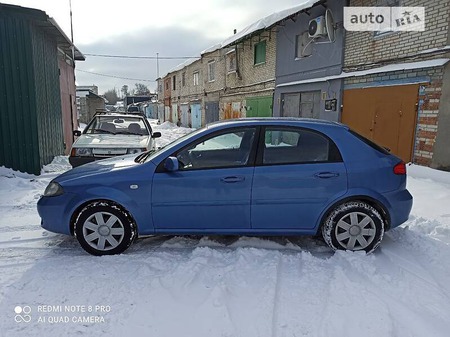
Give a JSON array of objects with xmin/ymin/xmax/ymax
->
[{"xmin": 1, "ymin": 122, "xmax": 450, "ymax": 337}]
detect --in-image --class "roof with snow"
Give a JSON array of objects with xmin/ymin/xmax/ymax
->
[
  {"xmin": 221, "ymin": 0, "xmax": 322, "ymax": 48},
  {"xmin": 162, "ymin": 0, "xmax": 322, "ymax": 78}
]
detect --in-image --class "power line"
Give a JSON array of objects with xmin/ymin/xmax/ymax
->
[
  {"xmin": 83, "ymin": 53, "xmax": 200, "ymax": 60},
  {"xmin": 76, "ymin": 69, "xmax": 155, "ymax": 82}
]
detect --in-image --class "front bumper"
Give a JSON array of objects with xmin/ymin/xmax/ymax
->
[
  {"xmin": 37, "ymin": 193, "xmax": 78, "ymax": 235},
  {"xmin": 69, "ymin": 156, "xmax": 110, "ymax": 168}
]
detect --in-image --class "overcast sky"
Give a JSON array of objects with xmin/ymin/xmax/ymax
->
[{"xmin": 4, "ymin": 0, "xmax": 305, "ymax": 95}]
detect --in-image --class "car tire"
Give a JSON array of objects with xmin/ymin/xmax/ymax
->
[
  {"xmin": 74, "ymin": 201, "xmax": 136, "ymax": 256},
  {"xmin": 322, "ymin": 201, "xmax": 385, "ymax": 254}
]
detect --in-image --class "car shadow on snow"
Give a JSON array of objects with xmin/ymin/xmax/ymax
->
[{"xmin": 128, "ymin": 234, "xmax": 334, "ymax": 259}]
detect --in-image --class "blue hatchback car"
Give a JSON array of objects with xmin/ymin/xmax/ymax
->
[{"xmin": 38, "ymin": 118, "xmax": 413, "ymax": 255}]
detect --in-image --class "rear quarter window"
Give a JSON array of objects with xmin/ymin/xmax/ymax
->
[{"xmin": 349, "ymin": 130, "xmax": 391, "ymax": 155}]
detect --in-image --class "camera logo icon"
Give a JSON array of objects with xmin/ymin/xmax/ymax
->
[{"xmin": 14, "ymin": 306, "xmax": 32, "ymax": 323}]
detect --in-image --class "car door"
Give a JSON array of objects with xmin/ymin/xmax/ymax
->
[
  {"xmin": 152, "ymin": 127, "xmax": 257, "ymax": 230},
  {"xmin": 251, "ymin": 126, "xmax": 347, "ymax": 230}
]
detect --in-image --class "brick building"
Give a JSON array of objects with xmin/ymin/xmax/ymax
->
[
  {"xmin": 159, "ymin": 0, "xmax": 450, "ymax": 169},
  {"xmin": 342, "ymin": 0, "xmax": 450, "ymax": 168}
]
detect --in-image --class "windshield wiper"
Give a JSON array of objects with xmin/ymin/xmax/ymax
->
[{"xmin": 90, "ymin": 128, "xmax": 115, "ymax": 134}]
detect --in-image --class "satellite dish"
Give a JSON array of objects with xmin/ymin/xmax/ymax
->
[{"xmin": 325, "ymin": 9, "xmax": 335, "ymax": 43}]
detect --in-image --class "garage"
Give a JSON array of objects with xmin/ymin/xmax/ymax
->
[{"xmin": 342, "ymin": 84, "xmax": 419, "ymax": 162}]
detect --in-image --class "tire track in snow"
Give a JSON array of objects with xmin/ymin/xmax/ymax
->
[{"xmin": 270, "ymin": 253, "xmax": 284, "ymax": 337}]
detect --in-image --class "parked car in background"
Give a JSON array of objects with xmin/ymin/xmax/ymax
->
[
  {"xmin": 127, "ymin": 104, "xmax": 140, "ymax": 113},
  {"xmin": 69, "ymin": 112, "xmax": 161, "ymax": 167},
  {"xmin": 39, "ymin": 118, "xmax": 412, "ymax": 255}
]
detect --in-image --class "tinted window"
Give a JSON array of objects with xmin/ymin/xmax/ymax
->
[
  {"xmin": 263, "ymin": 127, "xmax": 340, "ymax": 164},
  {"xmin": 349, "ymin": 130, "xmax": 391, "ymax": 155},
  {"xmin": 176, "ymin": 128, "xmax": 256, "ymax": 170}
]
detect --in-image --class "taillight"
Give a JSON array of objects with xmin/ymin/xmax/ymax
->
[{"xmin": 393, "ymin": 161, "xmax": 406, "ymax": 175}]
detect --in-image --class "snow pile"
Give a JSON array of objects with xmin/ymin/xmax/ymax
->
[
  {"xmin": 153, "ymin": 122, "xmax": 195, "ymax": 148},
  {"xmin": 0, "ymin": 123, "xmax": 450, "ymax": 336}
]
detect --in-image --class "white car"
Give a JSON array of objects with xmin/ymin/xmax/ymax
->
[{"xmin": 70, "ymin": 113, "xmax": 161, "ymax": 167}]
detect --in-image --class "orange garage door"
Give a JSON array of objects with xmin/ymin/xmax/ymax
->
[{"xmin": 342, "ymin": 84, "xmax": 419, "ymax": 162}]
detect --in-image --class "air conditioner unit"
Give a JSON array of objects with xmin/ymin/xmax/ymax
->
[{"xmin": 308, "ymin": 15, "xmax": 327, "ymax": 38}]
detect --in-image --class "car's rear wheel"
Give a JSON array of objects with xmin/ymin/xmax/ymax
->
[
  {"xmin": 322, "ymin": 201, "xmax": 385, "ymax": 254},
  {"xmin": 74, "ymin": 201, "xmax": 136, "ymax": 256}
]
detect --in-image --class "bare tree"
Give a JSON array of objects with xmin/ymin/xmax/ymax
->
[
  {"xmin": 121, "ymin": 85, "xmax": 129, "ymax": 98},
  {"xmin": 134, "ymin": 83, "xmax": 150, "ymax": 96},
  {"xmin": 103, "ymin": 88, "xmax": 119, "ymax": 104}
]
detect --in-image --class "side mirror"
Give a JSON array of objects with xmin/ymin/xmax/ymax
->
[
  {"xmin": 164, "ymin": 157, "xmax": 179, "ymax": 172},
  {"xmin": 73, "ymin": 130, "xmax": 82, "ymax": 137},
  {"xmin": 152, "ymin": 132, "xmax": 162, "ymax": 139}
]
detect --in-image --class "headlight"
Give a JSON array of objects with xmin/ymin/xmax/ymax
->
[
  {"xmin": 72, "ymin": 148, "xmax": 93, "ymax": 157},
  {"xmin": 44, "ymin": 182, "xmax": 64, "ymax": 197},
  {"xmin": 127, "ymin": 148, "xmax": 146, "ymax": 154}
]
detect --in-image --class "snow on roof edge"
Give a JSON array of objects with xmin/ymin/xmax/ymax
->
[
  {"xmin": 276, "ymin": 58, "xmax": 450, "ymax": 88},
  {"xmin": 221, "ymin": 0, "xmax": 321, "ymax": 48}
]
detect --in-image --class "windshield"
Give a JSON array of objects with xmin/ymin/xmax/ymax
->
[{"xmin": 84, "ymin": 116, "xmax": 149, "ymax": 135}]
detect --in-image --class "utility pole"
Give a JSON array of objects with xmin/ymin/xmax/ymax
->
[
  {"xmin": 156, "ymin": 52, "xmax": 160, "ymax": 78},
  {"xmin": 69, "ymin": 0, "xmax": 76, "ymax": 141}
]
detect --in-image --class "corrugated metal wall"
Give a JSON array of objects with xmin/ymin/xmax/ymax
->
[
  {"xmin": 0, "ymin": 12, "xmax": 63, "ymax": 174},
  {"xmin": 31, "ymin": 23, "xmax": 64, "ymax": 169}
]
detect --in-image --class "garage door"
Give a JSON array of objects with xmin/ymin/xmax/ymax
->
[{"xmin": 342, "ymin": 85, "xmax": 419, "ymax": 162}]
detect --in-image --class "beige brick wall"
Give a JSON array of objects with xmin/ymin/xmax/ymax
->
[
  {"xmin": 163, "ymin": 27, "xmax": 277, "ymax": 124},
  {"xmin": 345, "ymin": 0, "xmax": 450, "ymax": 67}
]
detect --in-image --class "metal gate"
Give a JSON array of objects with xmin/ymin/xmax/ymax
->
[
  {"xmin": 205, "ymin": 101, "xmax": 219, "ymax": 124},
  {"xmin": 180, "ymin": 104, "xmax": 190, "ymax": 127},
  {"xmin": 282, "ymin": 91, "xmax": 320, "ymax": 118},
  {"xmin": 342, "ymin": 84, "xmax": 419, "ymax": 162},
  {"xmin": 191, "ymin": 103, "xmax": 202, "ymax": 128},
  {"xmin": 246, "ymin": 96, "xmax": 273, "ymax": 117},
  {"xmin": 171, "ymin": 103, "xmax": 178, "ymax": 124}
]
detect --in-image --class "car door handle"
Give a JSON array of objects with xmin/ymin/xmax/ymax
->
[
  {"xmin": 314, "ymin": 172, "xmax": 340, "ymax": 179},
  {"xmin": 221, "ymin": 176, "xmax": 245, "ymax": 183}
]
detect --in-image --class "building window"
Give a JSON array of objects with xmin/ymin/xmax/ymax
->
[
  {"xmin": 193, "ymin": 71, "xmax": 199, "ymax": 86},
  {"xmin": 165, "ymin": 80, "xmax": 169, "ymax": 91},
  {"xmin": 182, "ymin": 72, "xmax": 186, "ymax": 87},
  {"xmin": 254, "ymin": 41, "xmax": 266, "ymax": 65},
  {"xmin": 374, "ymin": 0, "xmax": 401, "ymax": 37},
  {"xmin": 208, "ymin": 61, "xmax": 215, "ymax": 82},
  {"xmin": 172, "ymin": 75, "xmax": 176, "ymax": 90},
  {"xmin": 158, "ymin": 83, "xmax": 162, "ymax": 93},
  {"xmin": 227, "ymin": 50, "xmax": 236, "ymax": 73},
  {"xmin": 296, "ymin": 32, "xmax": 312, "ymax": 58}
]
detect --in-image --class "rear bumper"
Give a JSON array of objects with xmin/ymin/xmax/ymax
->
[{"xmin": 385, "ymin": 189, "xmax": 413, "ymax": 229}]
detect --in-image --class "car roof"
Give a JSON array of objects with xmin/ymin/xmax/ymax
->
[
  {"xmin": 205, "ymin": 117, "xmax": 348, "ymax": 130},
  {"xmin": 94, "ymin": 112, "xmax": 145, "ymax": 119}
]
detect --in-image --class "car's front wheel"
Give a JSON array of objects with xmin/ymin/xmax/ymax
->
[
  {"xmin": 322, "ymin": 201, "xmax": 385, "ymax": 254},
  {"xmin": 74, "ymin": 201, "xmax": 136, "ymax": 256}
]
